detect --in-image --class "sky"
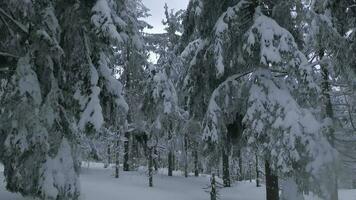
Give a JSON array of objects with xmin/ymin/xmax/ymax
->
[{"xmin": 142, "ymin": 0, "xmax": 190, "ymax": 33}]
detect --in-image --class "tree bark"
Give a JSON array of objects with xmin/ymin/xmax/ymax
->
[
  {"xmin": 194, "ymin": 150, "xmax": 199, "ymax": 177},
  {"xmin": 222, "ymin": 149, "xmax": 231, "ymax": 187},
  {"xmin": 154, "ymin": 148, "xmax": 159, "ymax": 171},
  {"xmin": 184, "ymin": 134, "xmax": 188, "ymax": 178},
  {"xmin": 115, "ymin": 140, "xmax": 120, "ymax": 178},
  {"xmin": 104, "ymin": 143, "xmax": 111, "ymax": 168},
  {"xmin": 123, "ymin": 132, "xmax": 130, "ymax": 171},
  {"xmin": 238, "ymin": 149, "xmax": 243, "ymax": 181},
  {"xmin": 210, "ymin": 173, "xmax": 217, "ymax": 200},
  {"xmin": 265, "ymin": 160, "xmax": 279, "ymax": 200},
  {"xmin": 148, "ymin": 148, "xmax": 153, "ymax": 187},
  {"xmin": 168, "ymin": 150, "xmax": 174, "ymax": 176},
  {"xmin": 249, "ymin": 161, "xmax": 252, "ymax": 182},
  {"xmin": 256, "ymin": 154, "xmax": 260, "ymax": 187}
]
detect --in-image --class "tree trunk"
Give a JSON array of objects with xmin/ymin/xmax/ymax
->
[
  {"xmin": 115, "ymin": 140, "xmax": 120, "ymax": 178},
  {"xmin": 104, "ymin": 143, "xmax": 111, "ymax": 168},
  {"xmin": 194, "ymin": 150, "xmax": 199, "ymax": 177},
  {"xmin": 249, "ymin": 160, "xmax": 252, "ymax": 182},
  {"xmin": 154, "ymin": 148, "xmax": 158, "ymax": 171},
  {"xmin": 168, "ymin": 128, "xmax": 174, "ymax": 176},
  {"xmin": 123, "ymin": 132, "xmax": 130, "ymax": 171},
  {"xmin": 168, "ymin": 151, "xmax": 174, "ymax": 176},
  {"xmin": 238, "ymin": 149, "xmax": 243, "ymax": 181},
  {"xmin": 222, "ymin": 149, "xmax": 231, "ymax": 187},
  {"xmin": 210, "ymin": 173, "xmax": 217, "ymax": 200},
  {"xmin": 265, "ymin": 160, "xmax": 279, "ymax": 200},
  {"xmin": 256, "ymin": 154, "xmax": 260, "ymax": 187},
  {"xmin": 183, "ymin": 135, "xmax": 189, "ymax": 177},
  {"xmin": 148, "ymin": 148, "xmax": 153, "ymax": 187}
]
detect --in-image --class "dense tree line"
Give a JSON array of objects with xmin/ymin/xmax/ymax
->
[{"xmin": 0, "ymin": 0, "xmax": 355, "ymax": 200}]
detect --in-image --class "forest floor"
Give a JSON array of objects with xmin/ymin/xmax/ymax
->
[{"xmin": 0, "ymin": 163, "xmax": 355, "ymax": 200}]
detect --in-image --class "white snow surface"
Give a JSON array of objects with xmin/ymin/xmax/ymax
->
[{"xmin": 0, "ymin": 163, "xmax": 355, "ymax": 200}]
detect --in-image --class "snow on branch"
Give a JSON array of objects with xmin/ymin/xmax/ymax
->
[
  {"xmin": 211, "ymin": 0, "xmax": 251, "ymax": 77},
  {"xmin": 97, "ymin": 52, "xmax": 128, "ymax": 113},
  {"xmin": 243, "ymin": 69, "xmax": 335, "ymax": 174},
  {"xmin": 91, "ymin": 0, "xmax": 126, "ymax": 44},
  {"xmin": 202, "ymin": 70, "xmax": 253, "ymax": 142},
  {"xmin": 244, "ymin": 8, "xmax": 308, "ymax": 71}
]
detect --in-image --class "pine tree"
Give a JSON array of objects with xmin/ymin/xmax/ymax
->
[
  {"xmin": 180, "ymin": 0, "xmax": 337, "ymax": 199},
  {"xmin": 0, "ymin": 0, "xmax": 130, "ymax": 198}
]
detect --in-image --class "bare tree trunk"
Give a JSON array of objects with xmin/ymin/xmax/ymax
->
[
  {"xmin": 104, "ymin": 143, "xmax": 111, "ymax": 168},
  {"xmin": 194, "ymin": 150, "xmax": 199, "ymax": 177},
  {"xmin": 184, "ymin": 135, "xmax": 189, "ymax": 177},
  {"xmin": 115, "ymin": 140, "xmax": 120, "ymax": 178},
  {"xmin": 265, "ymin": 160, "xmax": 279, "ymax": 200},
  {"xmin": 249, "ymin": 160, "xmax": 252, "ymax": 182},
  {"xmin": 148, "ymin": 148, "xmax": 153, "ymax": 187},
  {"xmin": 210, "ymin": 173, "xmax": 217, "ymax": 200},
  {"xmin": 238, "ymin": 149, "xmax": 243, "ymax": 181},
  {"xmin": 222, "ymin": 149, "xmax": 231, "ymax": 187},
  {"xmin": 154, "ymin": 148, "xmax": 158, "ymax": 171},
  {"xmin": 256, "ymin": 154, "xmax": 260, "ymax": 187},
  {"xmin": 123, "ymin": 132, "xmax": 130, "ymax": 171},
  {"xmin": 168, "ymin": 151, "xmax": 173, "ymax": 176}
]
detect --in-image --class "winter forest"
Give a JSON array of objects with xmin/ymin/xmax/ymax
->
[{"xmin": 0, "ymin": 0, "xmax": 355, "ymax": 200}]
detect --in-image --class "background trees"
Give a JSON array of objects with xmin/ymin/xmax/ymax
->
[{"xmin": 0, "ymin": 0, "xmax": 355, "ymax": 199}]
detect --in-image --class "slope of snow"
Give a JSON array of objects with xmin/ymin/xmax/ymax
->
[{"xmin": 0, "ymin": 163, "xmax": 355, "ymax": 200}]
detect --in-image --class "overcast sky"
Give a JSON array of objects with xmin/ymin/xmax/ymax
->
[{"xmin": 142, "ymin": 0, "xmax": 190, "ymax": 33}]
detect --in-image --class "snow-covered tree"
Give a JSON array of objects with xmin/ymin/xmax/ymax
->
[
  {"xmin": 180, "ymin": 0, "xmax": 337, "ymax": 199},
  {"xmin": 0, "ymin": 0, "xmax": 129, "ymax": 199},
  {"xmin": 115, "ymin": 0, "xmax": 150, "ymax": 172}
]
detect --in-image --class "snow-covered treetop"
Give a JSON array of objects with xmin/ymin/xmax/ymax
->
[{"xmin": 92, "ymin": 0, "xmax": 128, "ymax": 44}]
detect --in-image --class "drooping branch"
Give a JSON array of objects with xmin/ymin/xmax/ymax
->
[
  {"xmin": 0, "ymin": 8, "xmax": 29, "ymax": 35},
  {"xmin": 0, "ymin": 51, "xmax": 19, "ymax": 59}
]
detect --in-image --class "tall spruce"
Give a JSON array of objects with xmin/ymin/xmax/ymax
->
[{"xmin": 0, "ymin": 0, "xmax": 132, "ymax": 199}]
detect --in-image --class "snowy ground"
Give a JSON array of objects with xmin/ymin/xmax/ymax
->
[{"xmin": 0, "ymin": 163, "xmax": 355, "ymax": 200}]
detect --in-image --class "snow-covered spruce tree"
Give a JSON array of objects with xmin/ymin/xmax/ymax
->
[
  {"xmin": 141, "ymin": 63, "xmax": 186, "ymax": 185},
  {"xmin": 144, "ymin": 4, "xmax": 186, "ymax": 177},
  {"xmin": 305, "ymin": 0, "xmax": 356, "ymax": 193},
  {"xmin": 180, "ymin": 0, "xmax": 336, "ymax": 199},
  {"xmin": 115, "ymin": 0, "xmax": 150, "ymax": 172},
  {"xmin": 0, "ymin": 0, "xmax": 128, "ymax": 199}
]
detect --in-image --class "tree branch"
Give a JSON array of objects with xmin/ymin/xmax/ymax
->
[
  {"xmin": 0, "ymin": 51, "xmax": 19, "ymax": 59},
  {"xmin": 0, "ymin": 8, "xmax": 28, "ymax": 35}
]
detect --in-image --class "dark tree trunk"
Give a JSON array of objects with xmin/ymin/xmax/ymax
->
[
  {"xmin": 184, "ymin": 134, "xmax": 188, "ymax": 178},
  {"xmin": 104, "ymin": 144, "xmax": 111, "ymax": 168},
  {"xmin": 256, "ymin": 154, "xmax": 260, "ymax": 187},
  {"xmin": 249, "ymin": 161, "xmax": 252, "ymax": 182},
  {"xmin": 222, "ymin": 149, "xmax": 231, "ymax": 187},
  {"xmin": 168, "ymin": 151, "xmax": 173, "ymax": 176},
  {"xmin": 148, "ymin": 148, "xmax": 153, "ymax": 187},
  {"xmin": 154, "ymin": 148, "xmax": 158, "ymax": 171},
  {"xmin": 210, "ymin": 173, "xmax": 217, "ymax": 200},
  {"xmin": 123, "ymin": 132, "xmax": 130, "ymax": 171},
  {"xmin": 265, "ymin": 160, "xmax": 279, "ymax": 200},
  {"xmin": 238, "ymin": 149, "xmax": 243, "ymax": 181},
  {"xmin": 194, "ymin": 150, "xmax": 199, "ymax": 177},
  {"xmin": 115, "ymin": 140, "xmax": 120, "ymax": 178},
  {"xmin": 108, "ymin": 144, "xmax": 111, "ymax": 165}
]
